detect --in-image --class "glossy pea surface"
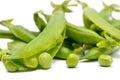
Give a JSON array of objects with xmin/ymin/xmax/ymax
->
[
  {"xmin": 66, "ymin": 54, "xmax": 79, "ymax": 68},
  {"xmin": 39, "ymin": 52, "xmax": 52, "ymax": 69},
  {"xmin": 98, "ymin": 54, "xmax": 112, "ymax": 67}
]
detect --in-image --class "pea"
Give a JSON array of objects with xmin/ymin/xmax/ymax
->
[
  {"xmin": 23, "ymin": 57, "xmax": 38, "ymax": 69},
  {"xmin": 98, "ymin": 54, "xmax": 112, "ymax": 67},
  {"xmin": 4, "ymin": 61, "xmax": 18, "ymax": 72},
  {"xmin": 38, "ymin": 52, "xmax": 52, "ymax": 69},
  {"xmin": 66, "ymin": 54, "xmax": 79, "ymax": 68}
]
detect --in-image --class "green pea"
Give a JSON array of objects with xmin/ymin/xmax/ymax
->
[
  {"xmin": 98, "ymin": 54, "xmax": 112, "ymax": 67},
  {"xmin": 4, "ymin": 61, "xmax": 18, "ymax": 72},
  {"xmin": 38, "ymin": 52, "xmax": 52, "ymax": 69},
  {"xmin": 23, "ymin": 57, "xmax": 38, "ymax": 69},
  {"xmin": 66, "ymin": 54, "xmax": 79, "ymax": 68}
]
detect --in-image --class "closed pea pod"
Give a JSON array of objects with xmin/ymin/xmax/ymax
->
[
  {"xmin": 83, "ymin": 7, "xmax": 120, "ymax": 41},
  {"xmin": 55, "ymin": 46, "xmax": 72, "ymax": 59},
  {"xmin": 33, "ymin": 10, "xmax": 46, "ymax": 31},
  {"xmin": 0, "ymin": 19, "xmax": 36, "ymax": 42}
]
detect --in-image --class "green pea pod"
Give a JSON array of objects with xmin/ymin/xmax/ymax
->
[
  {"xmin": 76, "ymin": 0, "xmax": 93, "ymax": 28},
  {"xmin": 0, "ymin": 29, "xmax": 18, "ymax": 40},
  {"xmin": 81, "ymin": 47, "xmax": 103, "ymax": 60},
  {"xmin": 47, "ymin": 29, "xmax": 66, "ymax": 58},
  {"xmin": 109, "ymin": 19, "xmax": 120, "ymax": 30},
  {"xmin": 33, "ymin": 10, "xmax": 46, "ymax": 31},
  {"xmin": 66, "ymin": 23, "xmax": 104, "ymax": 45},
  {"xmin": 7, "ymin": 9, "xmax": 66, "ymax": 59},
  {"xmin": 55, "ymin": 46, "xmax": 72, "ymax": 59},
  {"xmin": 7, "ymin": 40, "xmax": 26, "ymax": 50},
  {"xmin": 83, "ymin": 7, "xmax": 120, "ymax": 41},
  {"xmin": 0, "ymin": 29, "xmax": 39, "ymax": 40},
  {"xmin": 83, "ymin": 14, "xmax": 93, "ymax": 28},
  {"xmin": 81, "ymin": 46, "xmax": 117, "ymax": 60},
  {"xmin": 0, "ymin": 19, "xmax": 36, "ymax": 42}
]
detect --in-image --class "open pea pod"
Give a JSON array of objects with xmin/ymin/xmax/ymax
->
[{"xmin": 7, "ymin": 8, "xmax": 66, "ymax": 59}]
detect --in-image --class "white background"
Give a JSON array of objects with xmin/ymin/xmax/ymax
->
[{"xmin": 0, "ymin": 0, "xmax": 120, "ymax": 80}]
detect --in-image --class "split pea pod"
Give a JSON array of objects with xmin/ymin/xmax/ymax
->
[
  {"xmin": 0, "ymin": 19, "xmax": 36, "ymax": 42},
  {"xmin": 8, "ymin": 8, "xmax": 66, "ymax": 59},
  {"xmin": 83, "ymin": 7, "xmax": 120, "ymax": 41}
]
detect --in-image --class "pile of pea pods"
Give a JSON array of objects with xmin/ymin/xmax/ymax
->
[{"xmin": 0, "ymin": 0, "xmax": 120, "ymax": 72}]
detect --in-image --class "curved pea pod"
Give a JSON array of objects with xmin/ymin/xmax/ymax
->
[
  {"xmin": 0, "ymin": 29, "xmax": 18, "ymax": 40},
  {"xmin": 81, "ymin": 46, "xmax": 117, "ymax": 61},
  {"xmin": 81, "ymin": 47, "xmax": 103, "ymax": 60},
  {"xmin": 55, "ymin": 46, "xmax": 72, "ymax": 59},
  {"xmin": 7, "ymin": 40, "xmax": 26, "ymax": 50},
  {"xmin": 83, "ymin": 14, "xmax": 93, "ymax": 28},
  {"xmin": 109, "ymin": 19, "xmax": 120, "ymax": 30},
  {"xmin": 7, "ymin": 9, "xmax": 66, "ymax": 59},
  {"xmin": 0, "ymin": 19, "xmax": 36, "ymax": 42},
  {"xmin": 66, "ymin": 23, "xmax": 104, "ymax": 45},
  {"xmin": 83, "ymin": 7, "xmax": 120, "ymax": 41},
  {"xmin": 47, "ymin": 29, "xmax": 66, "ymax": 58},
  {"xmin": 33, "ymin": 10, "xmax": 46, "ymax": 31}
]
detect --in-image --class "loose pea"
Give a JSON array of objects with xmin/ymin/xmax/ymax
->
[
  {"xmin": 98, "ymin": 54, "xmax": 112, "ymax": 67},
  {"xmin": 23, "ymin": 57, "xmax": 38, "ymax": 69},
  {"xmin": 38, "ymin": 52, "xmax": 52, "ymax": 69},
  {"xmin": 66, "ymin": 54, "xmax": 79, "ymax": 68}
]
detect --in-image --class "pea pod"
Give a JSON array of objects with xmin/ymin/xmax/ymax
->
[
  {"xmin": 81, "ymin": 47, "xmax": 117, "ymax": 60},
  {"xmin": 55, "ymin": 46, "xmax": 72, "ymax": 59},
  {"xmin": 83, "ymin": 7, "xmax": 120, "ymax": 41},
  {"xmin": 109, "ymin": 19, "xmax": 120, "ymax": 30},
  {"xmin": 0, "ymin": 29, "xmax": 39, "ymax": 40},
  {"xmin": 0, "ymin": 19, "xmax": 36, "ymax": 42},
  {"xmin": 66, "ymin": 23, "xmax": 104, "ymax": 44},
  {"xmin": 33, "ymin": 10, "xmax": 46, "ymax": 31},
  {"xmin": 7, "ymin": 8, "xmax": 66, "ymax": 59},
  {"xmin": 7, "ymin": 40, "xmax": 26, "ymax": 50}
]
